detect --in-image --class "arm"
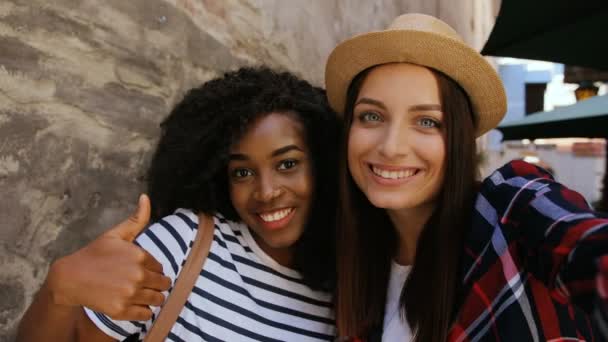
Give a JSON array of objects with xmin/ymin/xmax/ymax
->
[
  {"xmin": 481, "ymin": 160, "xmax": 608, "ymax": 312},
  {"xmin": 17, "ymin": 195, "xmax": 171, "ymax": 342},
  {"xmin": 17, "ymin": 274, "xmax": 114, "ymax": 342},
  {"xmin": 596, "ymin": 256, "xmax": 608, "ymax": 337}
]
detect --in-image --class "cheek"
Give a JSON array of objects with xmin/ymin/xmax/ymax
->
[
  {"xmin": 347, "ymin": 127, "xmax": 368, "ymax": 171},
  {"xmin": 293, "ymin": 166, "xmax": 314, "ymax": 202},
  {"xmin": 417, "ymin": 135, "xmax": 446, "ymax": 197},
  {"xmin": 413, "ymin": 134, "xmax": 445, "ymax": 168},
  {"xmin": 346, "ymin": 128, "xmax": 362, "ymax": 164},
  {"xmin": 430, "ymin": 137, "xmax": 446, "ymax": 171},
  {"xmin": 229, "ymin": 184, "xmax": 248, "ymax": 214}
]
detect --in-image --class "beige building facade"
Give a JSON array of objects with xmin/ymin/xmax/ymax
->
[{"xmin": 0, "ymin": 1, "xmax": 499, "ymax": 339}]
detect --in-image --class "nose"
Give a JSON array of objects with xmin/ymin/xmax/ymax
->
[
  {"xmin": 253, "ymin": 173, "xmax": 283, "ymax": 202},
  {"xmin": 378, "ymin": 124, "xmax": 408, "ymax": 159}
]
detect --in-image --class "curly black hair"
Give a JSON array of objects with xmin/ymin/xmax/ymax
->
[{"xmin": 146, "ymin": 66, "xmax": 340, "ymax": 290}]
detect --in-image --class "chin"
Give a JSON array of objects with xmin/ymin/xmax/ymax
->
[
  {"xmin": 266, "ymin": 238, "xmax": 299, "ymax": 249},
  {"xmin": 262, "ymin": 231, "xmax": 301, "ymax": 248},
  {"xmin": 367, "ymin": 194, "xmax": 411, "ymax": 210}
]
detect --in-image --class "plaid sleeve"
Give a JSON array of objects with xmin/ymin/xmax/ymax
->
[
  {"xmin": 595, "ymin": 256, "xmax": 608, "ymax": 337},
  {"xmin": 481, "ymin": 160, "xmax": 608, "ymax": 314}
]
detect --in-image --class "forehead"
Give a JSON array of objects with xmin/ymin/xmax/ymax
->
[
  {"xmin": 358, "ymin": 63, "xmax": 440, "ymax": 103},
  {"xmin": 230, "ymin": 112, "xmax": 306, "ymax": 152}
]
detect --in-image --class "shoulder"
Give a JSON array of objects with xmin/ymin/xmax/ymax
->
[
  {"xmin": 142, "ymin": 210, "xmax": 240, "ymax": 245},
  {"xmin": 475, "ymin": 160, "xmax": 553, "ymax": 213},
  {"xmin": 138, "ymin": 209, "xmax": 200, "ymax": 253},
  {"xmin": 208, "ymin": 213, "xmax": 249, "ymax": 246},
  {"xmin": 478, "ymin": 159, "xmax": 562, "ymax": 202},
  {"xmin": 136, "ymin": 210, "xmax": 248, "ymax": 277},
  {"xmin": 134, "ymin": 209, "xmax": 211, "ymax": 278},
  {"xmin": 476, "ymin": 160, "xmax": 593, "ymax": 223},
  {"xmin": 482, "ymin": 160, "xmax": 589, "ymax": 205},
  {"xmin": 482, "ymin": 160, "xmax": 554, "ymax": 190}
]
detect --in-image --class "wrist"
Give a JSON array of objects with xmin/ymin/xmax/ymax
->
[{"xmin": 44, "ymin": 258, "xmax": 76, "ymax": 308}]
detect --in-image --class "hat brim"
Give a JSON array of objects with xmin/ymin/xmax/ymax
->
[{"xmin": 325, "ymin": 30, "xmax": 507, "ymax": 137}]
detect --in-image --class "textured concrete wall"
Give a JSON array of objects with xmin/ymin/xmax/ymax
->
[{"xmin": 0, "ymin": 0, "xmax": 497, "ymax": 340}]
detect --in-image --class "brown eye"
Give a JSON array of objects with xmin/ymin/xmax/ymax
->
[
  {"xmin": 278, "ymin": 159, "xmax": 298, "ymax": 170},
  {"xmin": 231, "ymin": 168, "xmax": 253, "ymax": 179}
]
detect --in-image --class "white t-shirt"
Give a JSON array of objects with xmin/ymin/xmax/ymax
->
[
  {"xmin": 84, "ymin": 209, "xmax": 335, "ymax": 341},
  {"xmin": 382, "ymin": 261, "xmax": 413, "ymax": 341}
]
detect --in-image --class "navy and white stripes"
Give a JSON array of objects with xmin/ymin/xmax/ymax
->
[{"xmin": 85, "ymin": 209, "xmax": 335, "ymax": 341}]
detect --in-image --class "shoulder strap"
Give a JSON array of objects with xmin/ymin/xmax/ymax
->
[{"xmin": 144, "ymin": 213, "xmax": 214, "ymax": 342}]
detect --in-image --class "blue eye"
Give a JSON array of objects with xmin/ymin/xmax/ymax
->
[
  {"xmin": 278, "ymin": 159, "xmax": 298, "ymax": 170},
  {"xmin": 231, "ymin": 168, "xmax": 253, "ymax": 178},
  {"xmin": 418, "ymin": 117, "xmax": 440, "ymax": 128},
  {"xmin": 359, "ymin": 112, "xmax": 382, "ymax": 122}
]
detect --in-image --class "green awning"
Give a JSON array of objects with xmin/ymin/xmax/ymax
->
[
  {"xmin": 481, "ymin": 0, "xmax": 608, "ymax": 70},
  {"xmin": 497, "ymin": 95, "xmax": 608, "ymax": 140}
]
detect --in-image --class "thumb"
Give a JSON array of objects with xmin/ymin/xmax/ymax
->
[{"xmin": 108, "ymin": 194, "xmax": 152, "ymax": 242}]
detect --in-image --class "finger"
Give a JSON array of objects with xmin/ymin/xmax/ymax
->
[
  {"xmin": 142, "ymin": 269, "xmax": 172, "ymax": 291},
  {"xmin": 131, "ymin": 288, "xmax": 166, "ymax": 307},
  {"xmin": 141, "ymin": 250, "xmax": 164, "ymax": 274},
  {"xmin": 108, "ymin": 194, "xmax": 152, "ymax": 242},
  {"xmin": 113, "ymin": 305, "xmax": 154, "ymax": 321}
]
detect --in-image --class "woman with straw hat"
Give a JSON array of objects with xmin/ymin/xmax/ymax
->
[{"xmin": 326, "ymin": 13, "xmax": 608, "ymax": 341}]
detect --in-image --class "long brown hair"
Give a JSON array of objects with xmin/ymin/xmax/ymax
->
[{"xmin": 335, "ymin": 66, "xmax": 478, "ymax": 341}]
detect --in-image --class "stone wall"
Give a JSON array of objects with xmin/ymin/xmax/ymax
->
[{"xmin": 0, "ymin": 0, "xmax": 497, "ymax": 339}]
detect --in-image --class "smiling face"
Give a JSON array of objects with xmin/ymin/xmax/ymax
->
[
  {"xmin": 347, "ymin": 63, "xmax": 446, "ymax": 215},
  {"xmin": 228, "ymin": 112, "xmax": 313, "ymax": 266}
]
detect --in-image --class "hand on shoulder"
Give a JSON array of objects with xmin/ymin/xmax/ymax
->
[{"xmin": 45, "ymin": 194, "xmax": 171, "ymax": 321}]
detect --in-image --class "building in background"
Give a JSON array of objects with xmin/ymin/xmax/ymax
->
[{"xmin": 481, "ymin": 59, "xmax": 606, "ymax": 205}]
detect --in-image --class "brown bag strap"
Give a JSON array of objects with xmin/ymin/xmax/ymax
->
[{"xmin": 144, "ymin": 213, "xmax": 214, "ymax": 342}]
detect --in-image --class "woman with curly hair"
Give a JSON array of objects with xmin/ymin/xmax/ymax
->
[{"xmin": 18, "ymin": 67, "xmax": 339, "ymax": 341}]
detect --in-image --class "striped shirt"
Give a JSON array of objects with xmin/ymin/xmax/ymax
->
[{"xmin": 84, "ymin": 210, "xmax": 336, "ymax": 341}]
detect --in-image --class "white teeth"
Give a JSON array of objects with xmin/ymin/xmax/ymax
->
[
  {"xmin": 259, "ymin": 208, "xmax": 293, "ymax": 222},
  {"xmin": 372, "ymin": 166, "xmax": 416, "ymax": 179}
]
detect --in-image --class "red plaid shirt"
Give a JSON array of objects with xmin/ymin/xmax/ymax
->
[{"xmin": 449, "ymin": 160, "xmax": 608, "ymax": 341}]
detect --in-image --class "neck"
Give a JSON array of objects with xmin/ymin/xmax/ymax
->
[
  {"xmin": 251, "ymin": 232, "xmax": 295, "ymax": 267},
  {"xmin": 387, "ymin": 202, "xmax": 435, "ymax": 266},
  {"xmin": 267, "ymin": 248, "xmax": 294, "ymax": 267}
]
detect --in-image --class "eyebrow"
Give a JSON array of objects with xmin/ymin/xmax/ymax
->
[
  {"xmin": 355, "ymin": 97, "xmax": 442, "ymax": 112},
  {"xmin": 409, "ymin": 104, "xmax": 442, "ymax": 111},
  {"xmin": 271, "ymin": 144, "xmax": 303, "ymax": 157},
  {"xmin": 355, "ymin": 97, "xmax": 387, "ymax": 110},
  {"xmin": 229, "ymin": 144, "xmax": 303, "ymax": 161}
]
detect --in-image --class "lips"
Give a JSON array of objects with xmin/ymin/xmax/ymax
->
[
  {"xmin": 256, "ymin": 207, "xmax": 296, "ymax": 230},
  {"xmin": 259, "ymin": 208, "xmax": 293, "ymax": 222},
  {"xmin": 368, "ymin": 163, "xmax": 420, "ymax": 184},
  {"xmin": 371, "ymin": 165, "xmax": 417, "ymax": 179}
]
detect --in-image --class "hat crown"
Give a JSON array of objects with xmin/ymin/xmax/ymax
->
[
  {"xmin": 325, "ymin": 13, "xmax": 507, "ymax": 137},
  {"xmin": 387, "ymin": 13, "xmax": 463, "ymax": 42}
]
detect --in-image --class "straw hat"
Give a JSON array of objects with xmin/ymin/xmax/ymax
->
[{"xmin": 325, "ymin": 13, "xmax": 507, "ymax": 137}]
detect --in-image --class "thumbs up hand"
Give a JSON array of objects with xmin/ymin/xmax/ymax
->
[{"xmin": 45, "ymin": 194, "xmax": 171, "ymax": 321}]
